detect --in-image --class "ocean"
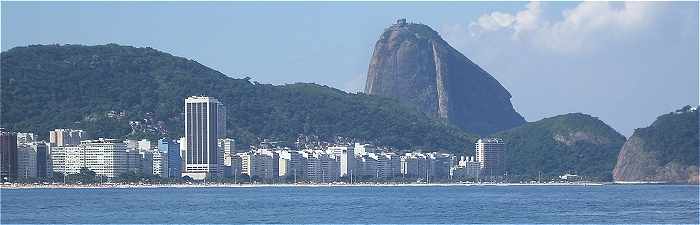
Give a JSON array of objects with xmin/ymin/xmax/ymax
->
[{"xmin": 1, "ymin": 184, "xmax": 698, "ymax": 224}]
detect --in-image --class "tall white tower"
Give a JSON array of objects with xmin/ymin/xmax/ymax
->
[{"xmin": 183, "ymin": 96, "xmax": 226, "ymax": 179}]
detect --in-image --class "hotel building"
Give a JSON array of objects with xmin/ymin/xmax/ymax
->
[{"xmin": 183, "ymin": 96, "xmax": 226, "ymax": 179}]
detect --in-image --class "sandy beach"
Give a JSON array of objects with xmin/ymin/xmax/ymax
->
[{"xmin": 1, "ymin": 182, "xmax": 608, "ymax": 189}]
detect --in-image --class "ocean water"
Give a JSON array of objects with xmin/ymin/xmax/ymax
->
[{"xmin": 1, "ymin": 185, "xmax": 698, "ymax": 224}]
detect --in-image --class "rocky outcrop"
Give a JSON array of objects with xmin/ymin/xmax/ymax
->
[
  {"xmin": 613, "ymin": 106, "xmax": 699, "ymax": 184},
  {"xmin": 365, "ymin": 19, "xmax": 525, "ymax": 135}
]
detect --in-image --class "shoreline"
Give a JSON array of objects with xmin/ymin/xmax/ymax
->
[{"xmin": 1, "ymin": 182, "xmax": 617, "ymax": 189}]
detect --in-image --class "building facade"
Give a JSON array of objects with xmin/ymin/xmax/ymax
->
[
  {"xmin": 184, "ymin": 96, "xmax": 226, "ymax": 179},
  {"xmin": 327, "ymin": 146, "xmax": 355, "ymax": 177},
  {"xmin": 80, "ymin": 139, "xmax": 128, "ymax": 178},
  {"xmin": 158, "ymin": 139, "xmax": 180, "ymax": 178},
  {"xmin": 152, "ymin": 150, "xmax": 167, "ymax": 177},
  {"xmin": 49, "ymin": 129, "xmax": 87, "ymax": 147},
  {"xmin": 303, "ymin": 150, "xmax": 339, "ymax": 183},
  {"xmin": 17, "ymin": 143, "xmax": 37, "ymax": 179},
  {"xmin": 278, "ymin": 150, "xmax": 306, "ymax": 181},
  {"xmin": 240, "ymin": 150, "xmax": 276, "ymax": 181},
  {"xmin": 1, "ymin": 129, "xmax": 18, "ymax": 181},
  {"xmin": 475, "ymin": 138, "xmax": 506, "ymax": 177}
]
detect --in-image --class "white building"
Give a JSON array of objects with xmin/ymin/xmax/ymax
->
[
  {"xmin": 219, "ymin": 138, "xmax": 236, "ymax": 174},
  {"xmin": 63, "ymin": 146, "xmax": 84, "ymax": 175},
  {"xmin": 354, "ymin": 143, "xmax": 376, "ymax": 155},
  {"xmin": 475, "ymin": 138, "xmax": 506, "ymax": 177},
  {"xmin": 80, "ymin": 139, "xmax": 128, "ymax": 178},
  {"xmin": 183, "ymin": 96, "xmax": 226, "ymax": 180},
  {"xmin": 178, "ymin": 137, "xmax": 186, "ymax": 173},
  {"xmin": 152, "ymin": 150, "xmax": 167, "ymax": 177},
  {"xmin": 51, "ymin": 145, "xmax": 81, "ymax": 175},
  {"xmin": 137, "ymin": 139, "xmax": 153, "ymax": 152}
]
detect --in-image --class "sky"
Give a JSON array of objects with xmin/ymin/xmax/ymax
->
[{"xmin": 2, "ymin": 1, "xmax": 698, "ymax": 137}]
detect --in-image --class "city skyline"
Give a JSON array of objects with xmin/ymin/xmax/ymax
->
[{"xmin": 2, "ymin": 1, "xmax": 698, "ymax": 137}]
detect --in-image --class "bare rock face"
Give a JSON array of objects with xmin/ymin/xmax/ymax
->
[
  {"xmin": 612, "ymin": 106, "xmax": 699, "ymax": 184},
  {"xmin": 365, "ymin": 20, "xmax": 525, "ymax": 135}
]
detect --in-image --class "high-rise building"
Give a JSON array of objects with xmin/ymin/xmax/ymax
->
[
  {"xmin": 80, "ymin": 139, "xmax": 128, "ymax": 178},
  {"xmin": 1, "ymin": 128, "xmax": 18, "ymax": 181},
  {"xmin": 178, "ymin": 137, "xmax": 186, "ymax": 174},
  {"xmin": 452, "ymin": 156, "xmax": 480, "ymax": 180},
  {"xmin": 426, "ymin": 152, "xmax": 454, "ymax": 180},
  {"xmin": 62, "ymin": 146, "xmax": 84, "ymax": 175},
  {"xmin": 16, "ymin": 141, "xmax": 51, "ymax": 179},
  {"xmin": 33, "ymin": 141, "xmax": 51, "ymax": 178},
  {"xmin": 17, "ymin": 143, "xmax": 37, "ymax": 179},
  {"xmin": 240, "ymin": 150, "xmax": 276, "ymax": 181},
  {"xmin": 278, "ymin": 150, "xmax": 305, "ymax": 181},
  {"xmin": 377, "ymin": 152, "xmax": 401, "ymax": 179},
  {"xmin": 327, "ymin": 146, "xmax": 355, "ymax": 177},
  {"xmin": 49, "ymin": 129, "xmax": 87, "ymax": 147},
  {"xmin": 356, "ymin": 154, "xmax": 377, "ymax": 179},
  {"xmin": 475, "ymin": 138, "xmax": 506, "ymax": 177},
  {"xmin": 219, "ymin": 138, "xmax": 236, "ymax": 176},
  {"xmin": 152, "ymin": 150, "xmax": 167, "ymax": 177},
  {"xmin": 400, "ymin": 152, "xmax": 430, "ymax": 179},
  {"xmin": 302, "ymin": 150, "xmax": 339, "ymax": 183},
  {"xmin": 125, "ymin": 148, "xmax": 141, "ymax": 174},
  {"xmin": 183, "ymin": 96, "xmax": 226, "ymax": 179},
  {"xmin": 139, "ymin": 151, "xmax": 154, "ymax": 176},
  {"xmin": 229, "ymin": 154, "xmax": 242, "ymax": 179},
  {"xmin": 158, "ymin": 139, "xmax": 180, "ymax": 178},
  {"xmin": 51, "ymin": 145, "xmax": 80, "ymax": 175}
]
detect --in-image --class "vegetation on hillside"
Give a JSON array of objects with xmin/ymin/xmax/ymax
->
[
  {"xmin": 1, "ymin": 44, "xmax": 477, "ymax": 152},
  {"xmin": 493, "ymin": 113, "xmax": 627, "ymax": 181},
  {"xmin": 635, "ymin": 106, "xmax": 698, "ymax": 167}
]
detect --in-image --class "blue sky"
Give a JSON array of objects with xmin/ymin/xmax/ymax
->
[{"xmin": 2, "ymin": 1, "xmax": 698, "ymax": 136}]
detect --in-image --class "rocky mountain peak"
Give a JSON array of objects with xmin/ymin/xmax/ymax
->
[{"xmin": 365, "ymin": 20, "xmax": 525, "ymax": 135}]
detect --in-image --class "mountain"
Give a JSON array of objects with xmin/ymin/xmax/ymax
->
[
  {"xmin": 613, "ymin": 106, "xmax": 699, "ymax": 184},
  {"xmin": 493, "ymin": 113, "xmax": 626, "ymax": 181},
  {"xmin": 0, "ymin": 44, "xmax": 478, "ymax": 151},
  {"xmin": 365, "ymin": 19, "xmax": 525, "ymax": 135}
]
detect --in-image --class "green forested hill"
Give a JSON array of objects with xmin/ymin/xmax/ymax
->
[
  {"xmin": 493, "ymin": 113, "xmax": 627, "ymax": 181},
  {"xmin": 1, "ymin": 44, "xmax": 476, "ymax": 151}
]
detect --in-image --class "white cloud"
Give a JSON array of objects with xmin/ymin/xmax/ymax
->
[{"xmin": 466, "ymin": 1, "xmax": 660, "ymax": 53}]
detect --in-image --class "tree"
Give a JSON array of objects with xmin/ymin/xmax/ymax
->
[{"xmin": 78, "ymin": 167, "xmax": 97, "ymax": 183}]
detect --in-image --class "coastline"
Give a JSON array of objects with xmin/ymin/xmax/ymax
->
[{"xmin": 1, "ymin": 182, "xmax": 612, "ymax": 189}]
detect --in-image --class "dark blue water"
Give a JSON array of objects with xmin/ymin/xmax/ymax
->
[{"xmin": 1, "ymin": 185, "xmax": 698, "ymax": 224}]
